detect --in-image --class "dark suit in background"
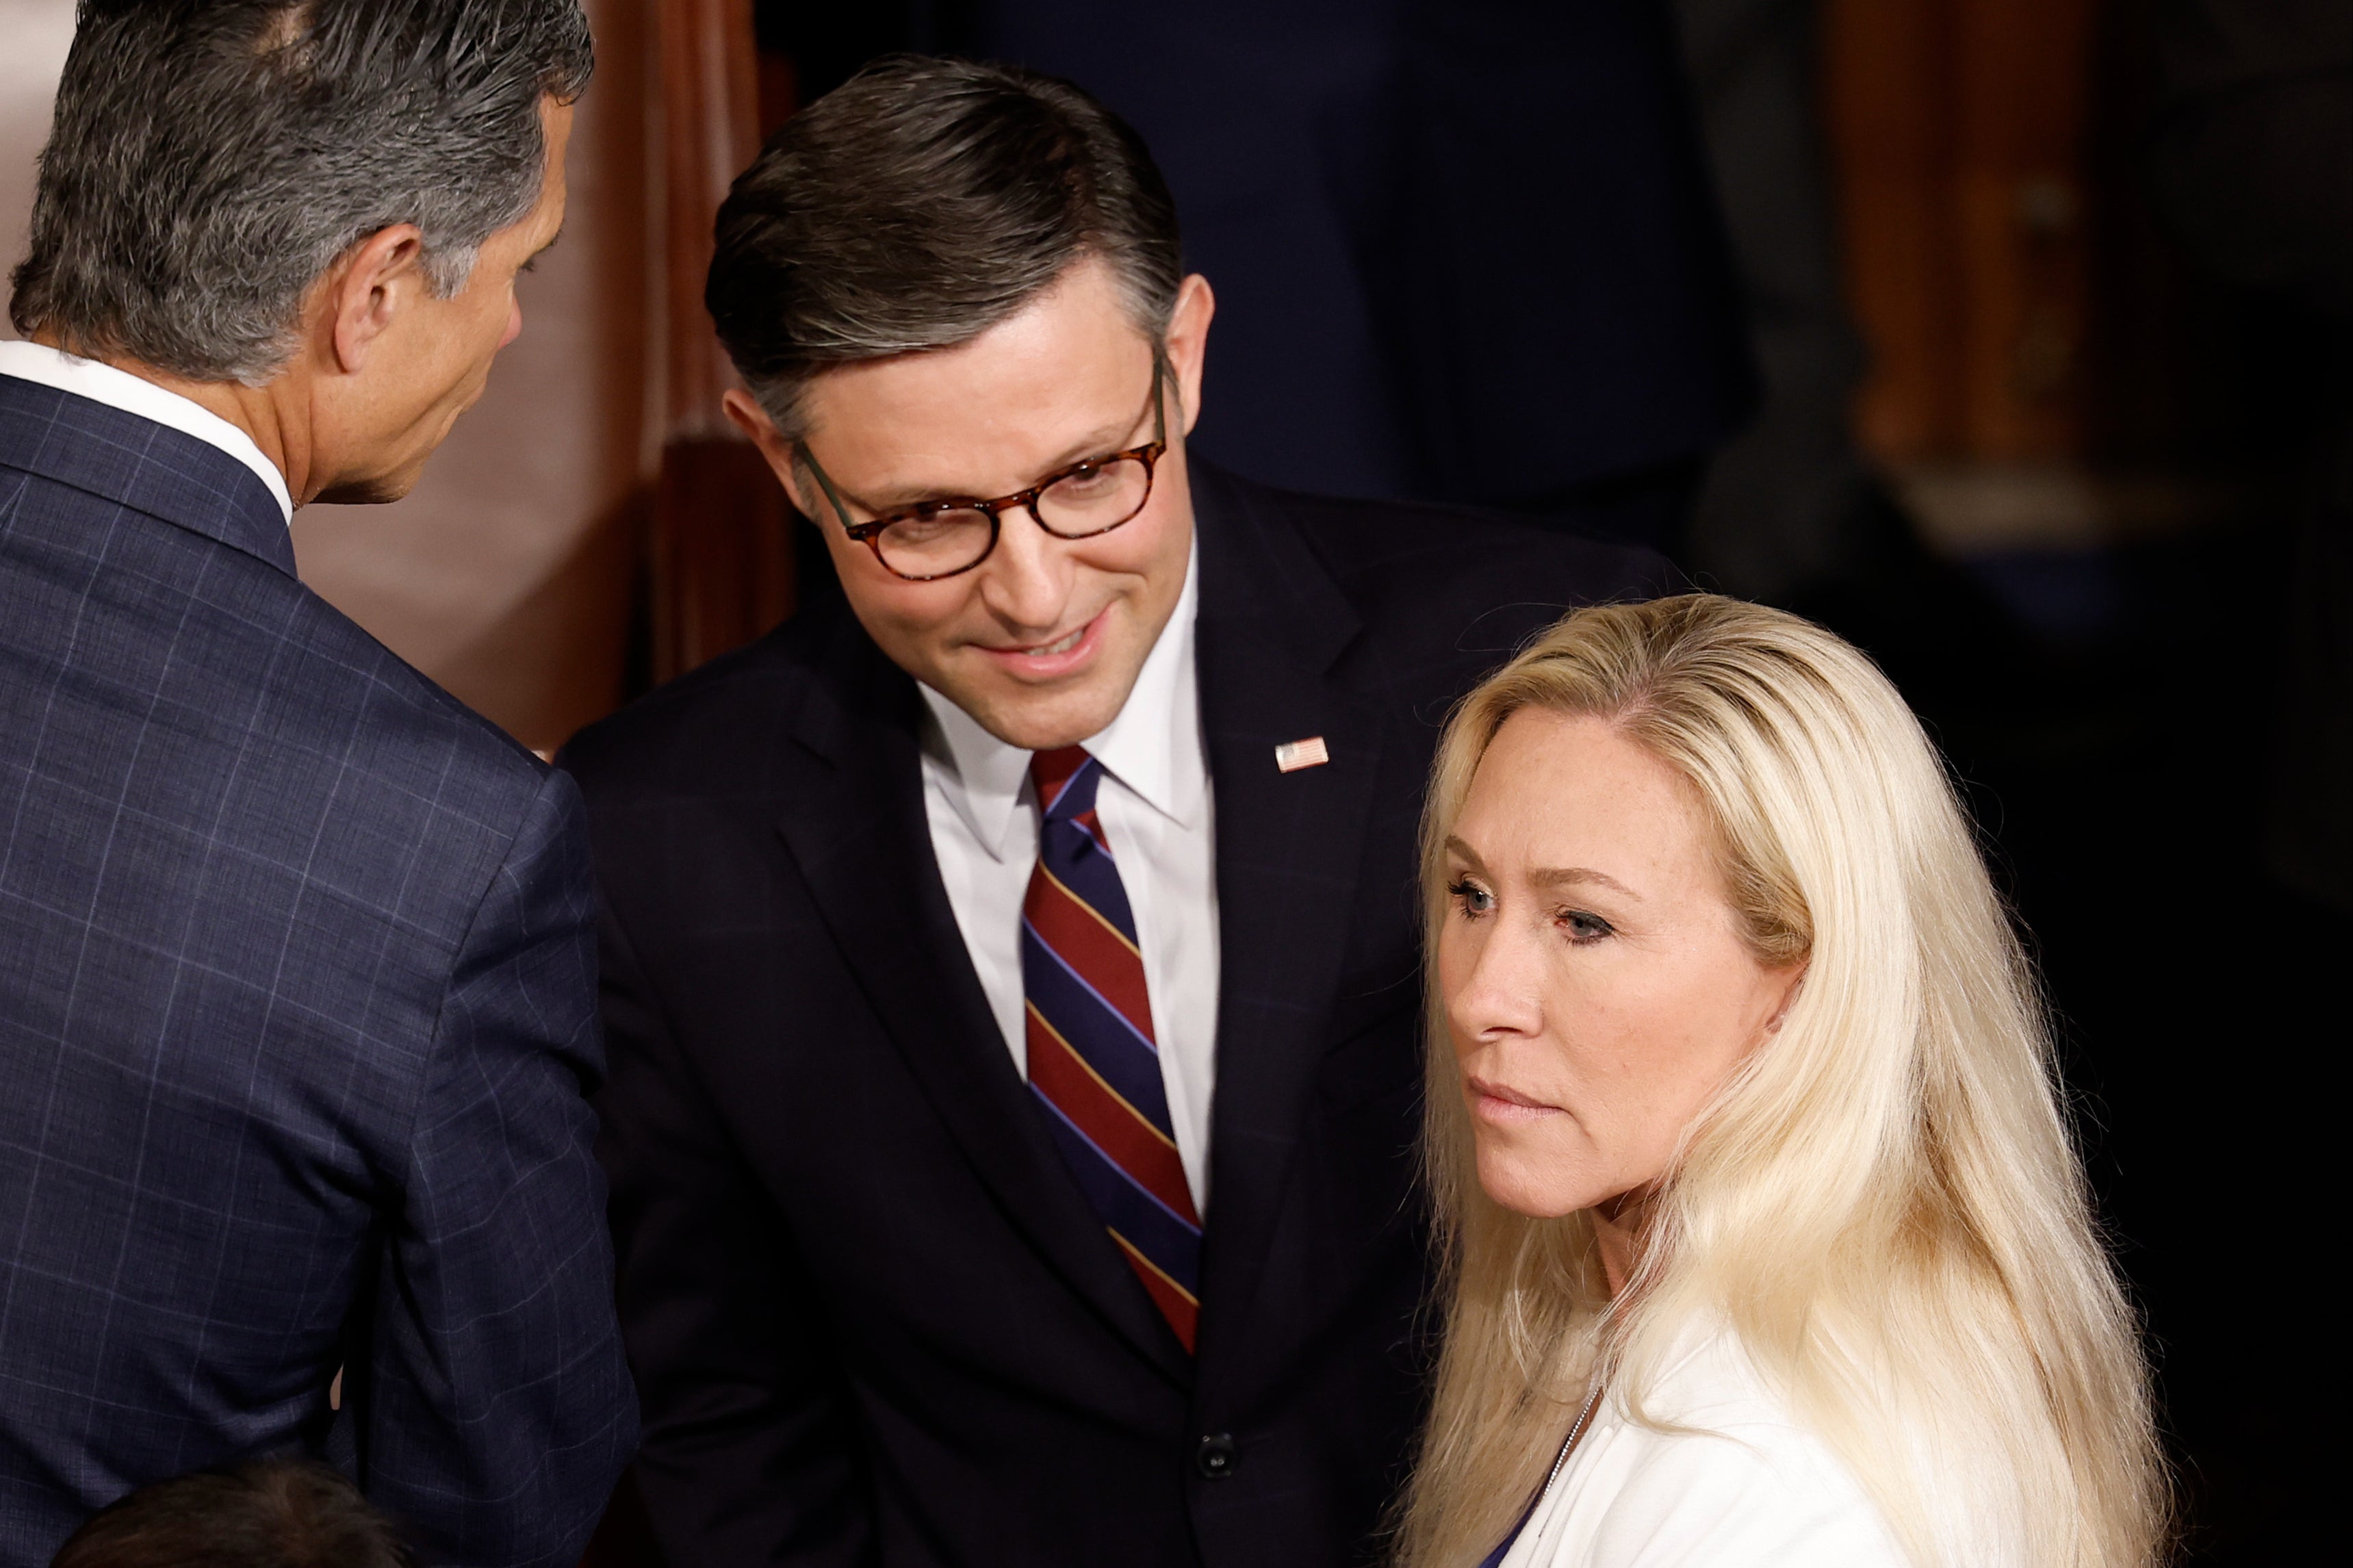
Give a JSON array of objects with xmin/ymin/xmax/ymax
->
[
  {"xmin": 2146, "ymin": 0, "xmax": 2352, "ymax": 911},
  {"xmin": 563, "ymin": 463, "xmax": 1666, "ymax": 1567},
  {"xmin": 0, "ymin": 380, "xmax": 637, "ymax": 1566},
  {"xmin": 760, "ymin": 0, "xmax": 1755, "ymax": 551}
]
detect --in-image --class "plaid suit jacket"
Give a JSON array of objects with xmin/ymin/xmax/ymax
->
[{"xmin": 0, "ymin": 375, "xmax": 636, "ymax": 1567}]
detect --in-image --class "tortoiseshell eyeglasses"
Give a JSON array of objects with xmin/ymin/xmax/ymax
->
[{"xmin": 797, "ymin": 354, "xmax": 1170, "ymax": 582}]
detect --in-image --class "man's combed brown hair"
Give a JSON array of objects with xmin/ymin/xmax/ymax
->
[{"xmin": 706, "ymin": 54, "xmax": 1183, "ymax": 441}]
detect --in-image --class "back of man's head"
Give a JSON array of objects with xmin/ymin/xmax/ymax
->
[
  {"xmin": 9, "ymin": 0, "xmax": 593, "ymax": 387},
  {"xmin": 708, "ymin": 54, "xmax": 1183, "ymax": 444},
  {"xmin": 49, "ymin": 1460, "xmax": 415, "ymax": 1568}
]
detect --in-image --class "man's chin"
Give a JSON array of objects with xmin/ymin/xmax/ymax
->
[
  {"xmin": 311, "ymin": 466, "xmax": 425, "ymax": 506},
  {"xmin": 968, "ymin": 702, "xmax": 1120, "ymax": 754},
  {"xmin": 950, "ymin": 674, "xmax": 1133, "ymax": 754}
]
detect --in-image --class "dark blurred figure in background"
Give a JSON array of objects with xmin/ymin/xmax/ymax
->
[
  {"xmin": 1669, "ymin": 0, "xmax": 1877, "ymax": 603},
  {"xmin": 764, "ymin": 0, "xmax": 1756, "ymax": 556},
  {"xmin": 2145, "ymin": 0, "xmax": 2352, "ymax": 913},
  {"xmin": 50, "ymin": 1463, "xmax": 413, "ymax": 1568}
]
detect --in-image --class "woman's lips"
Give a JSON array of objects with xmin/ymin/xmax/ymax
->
[
  {"xmin": 977, "ymin": 607, "xmax": 1109, "ymax": 681},
  {"xmin": 1467, "ymin": 1076, "xmax": 1565, "ymax": 1124}
]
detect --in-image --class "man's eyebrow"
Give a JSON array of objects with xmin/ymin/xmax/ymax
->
[
  {"xmin": 857, "ymin": 418, "xmax": 1139, "ymax": 511},
  {"xmin": 517, "ymin": 226, "xmax": 564, "ymax": 273}
]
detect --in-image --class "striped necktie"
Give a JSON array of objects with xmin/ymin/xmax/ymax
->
[{"xmin": 1022, "ymin": 745, "xmax": 1203, "ymax": 1352}]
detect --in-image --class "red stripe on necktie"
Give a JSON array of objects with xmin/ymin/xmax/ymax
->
[
  {"xmin": 1023, "ymin": 868, "xmax": 1155, "ymax": 1045},
  {"xmin": 1032, "ymin": 745, "xmax": 1090, "ymax": 814},
  {"xmin": 1026, "ymin": 1005, "xmax": 1198, "ymax": 1226}
]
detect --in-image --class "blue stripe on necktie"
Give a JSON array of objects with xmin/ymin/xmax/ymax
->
[
  {"xmin": 1023, "ymin": 928, "xmax": 1170, "ymax": 1116},
  {"xmin": 1040, "ymin": 823, "xmax": 1140, "ymax": 944},
  {"xmin": 1022, "ymin": 920, "xmax": 1160, "ymax": 1054}
]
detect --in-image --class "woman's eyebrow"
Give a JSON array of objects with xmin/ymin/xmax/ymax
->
[
  {"xmin": 1528, "ymin": 866, "xmax": 1641, "ymax": 899},
  {"xmin": 1443, "ymin": 838, "xmax": 1638, "ymax": 900}
]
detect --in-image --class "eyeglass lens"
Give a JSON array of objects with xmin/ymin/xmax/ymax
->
[{"xmin": 873, "ymin": 456, "xmax": 1155, "ymax": 578}]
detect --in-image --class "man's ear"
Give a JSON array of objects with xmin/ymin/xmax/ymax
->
[
  {"xmin": 723, "ymin": 387, "xmax": 813, "ymax": 515},
  {"xmin": 325, "ymin": 223, "xmax": 428, "ymax": 375},
  {"xmin": 1163, "ymin": 273, "xmax": 1215, "ymax": 437}
]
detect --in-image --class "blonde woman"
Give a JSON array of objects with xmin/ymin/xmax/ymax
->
[{"xmin": 1398, "ymin": 596, "xmax": 2166, "ymax": 1568}]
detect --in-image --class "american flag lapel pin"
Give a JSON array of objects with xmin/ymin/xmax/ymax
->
[{"xmin": 1274, "ymin": 736, "xmax": 1330, "ymax": 773}]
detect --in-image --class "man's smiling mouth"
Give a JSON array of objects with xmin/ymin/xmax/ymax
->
[{"xmin": 1022, "ymin": 626, "xmax": 1086, "ymax": 656}]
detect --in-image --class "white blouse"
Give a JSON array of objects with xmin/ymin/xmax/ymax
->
[{"xmin": 1497, "ymin": 1331, "xmax": 1911, "ymax": 1568}]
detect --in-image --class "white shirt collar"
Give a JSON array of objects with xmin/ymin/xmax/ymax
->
[
  {"xmin": 0, "ymin": 339, "xmax": 295, "ymax": 524},
  {"xmin": 920, "ymin": 537, "xmax": 1207, "ymax": 860}
]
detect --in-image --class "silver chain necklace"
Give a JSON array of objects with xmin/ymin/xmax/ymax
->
[{"xmin": 1537, "ymin": 1378, "xmax": 1607, "ymax": 1502}]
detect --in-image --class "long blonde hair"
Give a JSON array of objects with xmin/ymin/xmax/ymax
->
[{"xmin": 1395, "ymin": 595, "xmax": 2165, "ymax": 1568}]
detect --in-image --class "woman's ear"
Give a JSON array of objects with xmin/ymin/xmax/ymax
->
[{"xmin": 1764, "ymin": 964, "xmax": 1808, "ymax": 1034}]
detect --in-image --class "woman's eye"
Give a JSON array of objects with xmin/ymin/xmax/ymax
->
[
  {"xmin": 1447, "ymin": 878, "xmax": 1495, "ymax": 917},
  {"xmin": 1559, "ymin": 910, "xmax": 1614, "ymax": 944}
]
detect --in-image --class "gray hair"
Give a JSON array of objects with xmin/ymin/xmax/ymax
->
[{"xmin": 8, "ymin": 0, "xmax": 593, "ymax": 386}]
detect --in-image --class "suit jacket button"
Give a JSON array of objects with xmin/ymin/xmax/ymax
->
[{"xmin": 1196, "ymin": 1432, "xmax": 1238, "ymax": 1479}]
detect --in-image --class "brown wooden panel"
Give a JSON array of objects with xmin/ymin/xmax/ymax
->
[
  {"xmin": 1825, "ymin": 0, "xmax": 2100, "ymax": 464},
  {"xmin": 644, "ymin": 0, "xmax": 795, "ymax": 683},
  {"xmin": 652, "ymin": 435, "xmax": 795, "ymax": 677},
  {"xmin": 1823, "ymin": 0, "xmax": 1960, "ymax": 461},
  {"xmin": 1951, "ymin": 0, "xmax": 2096, "ymax": 459}
]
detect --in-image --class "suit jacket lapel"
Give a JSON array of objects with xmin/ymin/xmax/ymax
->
[
  {"xmin": 772, "ymin": 608, "xmax": 1194, "ymax": 1385},
  {"xmin": 1190, "ymin": 467, "xmax": 1388, "ymax": 1352}
]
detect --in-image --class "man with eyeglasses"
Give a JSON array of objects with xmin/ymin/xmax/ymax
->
[{"xmin": 561, "ymin": 55, "xmax": 1667, "ymax": 1568}]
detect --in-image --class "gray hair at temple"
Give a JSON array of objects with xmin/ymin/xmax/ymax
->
[
  {"xmin": 8, "ymin": 0, "xmax": 594, "ymax": 387},
  {"xmin": 707, "ymin": 55, "xmax": 1183, "ymax": 444}
]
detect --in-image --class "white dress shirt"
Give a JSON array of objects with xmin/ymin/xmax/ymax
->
[
  {"xmin": 918, "ymin": 543, "xmax": 1220, "ymax": 1213},
  {"xmin": 1501, "ymin": 1328, "xmax": 1928, "ymax": 1568},
  {"xmin": 0, "ymin": 339, "xmax": 294, "ymax": 524}
]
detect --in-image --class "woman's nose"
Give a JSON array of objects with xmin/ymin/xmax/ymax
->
[{"xmin": 1448, "ymin": 920, "xmax": 1545, "ymax": 1042}]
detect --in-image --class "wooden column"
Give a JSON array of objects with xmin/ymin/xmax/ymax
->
[
  {"xmin": 1824, "ymin": 0, "xmax": 2098, "ymax": 463},
  {"xmin": 645, "ymin": 0, "xmax": 794, "ymax": 683}
]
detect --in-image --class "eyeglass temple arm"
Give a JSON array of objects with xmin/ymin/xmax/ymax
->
[
  {"xmin": 795, "ymin": 444, "xmax": 860, "ymax": 536},
  {"xmin": 1152, "ymin": 346, "xmax": 1171, "ymax": 446}
]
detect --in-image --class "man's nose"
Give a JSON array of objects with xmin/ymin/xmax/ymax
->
[{"xmin": 977, "ymin": 505, "xmax": 1076, "ymax": 629}]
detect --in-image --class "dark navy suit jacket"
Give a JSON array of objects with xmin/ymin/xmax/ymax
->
[
  {"xmin": 563, "ymin": 462, "xmax": 1668, "ymax": 1566},
  {"xmin": 0, "ymin": 376, "xmax": 637, "ymax": 1566}
]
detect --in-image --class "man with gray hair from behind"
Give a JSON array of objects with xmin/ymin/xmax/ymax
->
[{"xmin": 0, "ymin": 4, "xmax": 635, "ymax": 1565}]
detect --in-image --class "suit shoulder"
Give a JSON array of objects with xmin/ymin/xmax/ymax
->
[
  {"xmin": 561, "ymin": 599, "xmax": 840, "ymax": 806},
  {"xmin": 1280, "ymin": 487, "xmax": 1672, "ymax": 606},
  {"xmin": 281, "ymin": 587, "xmax": 554, "ymax": 826},
  {"xmin": 1259, "ymin": 485, "xmax": 1676, "ymax": 689}
]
